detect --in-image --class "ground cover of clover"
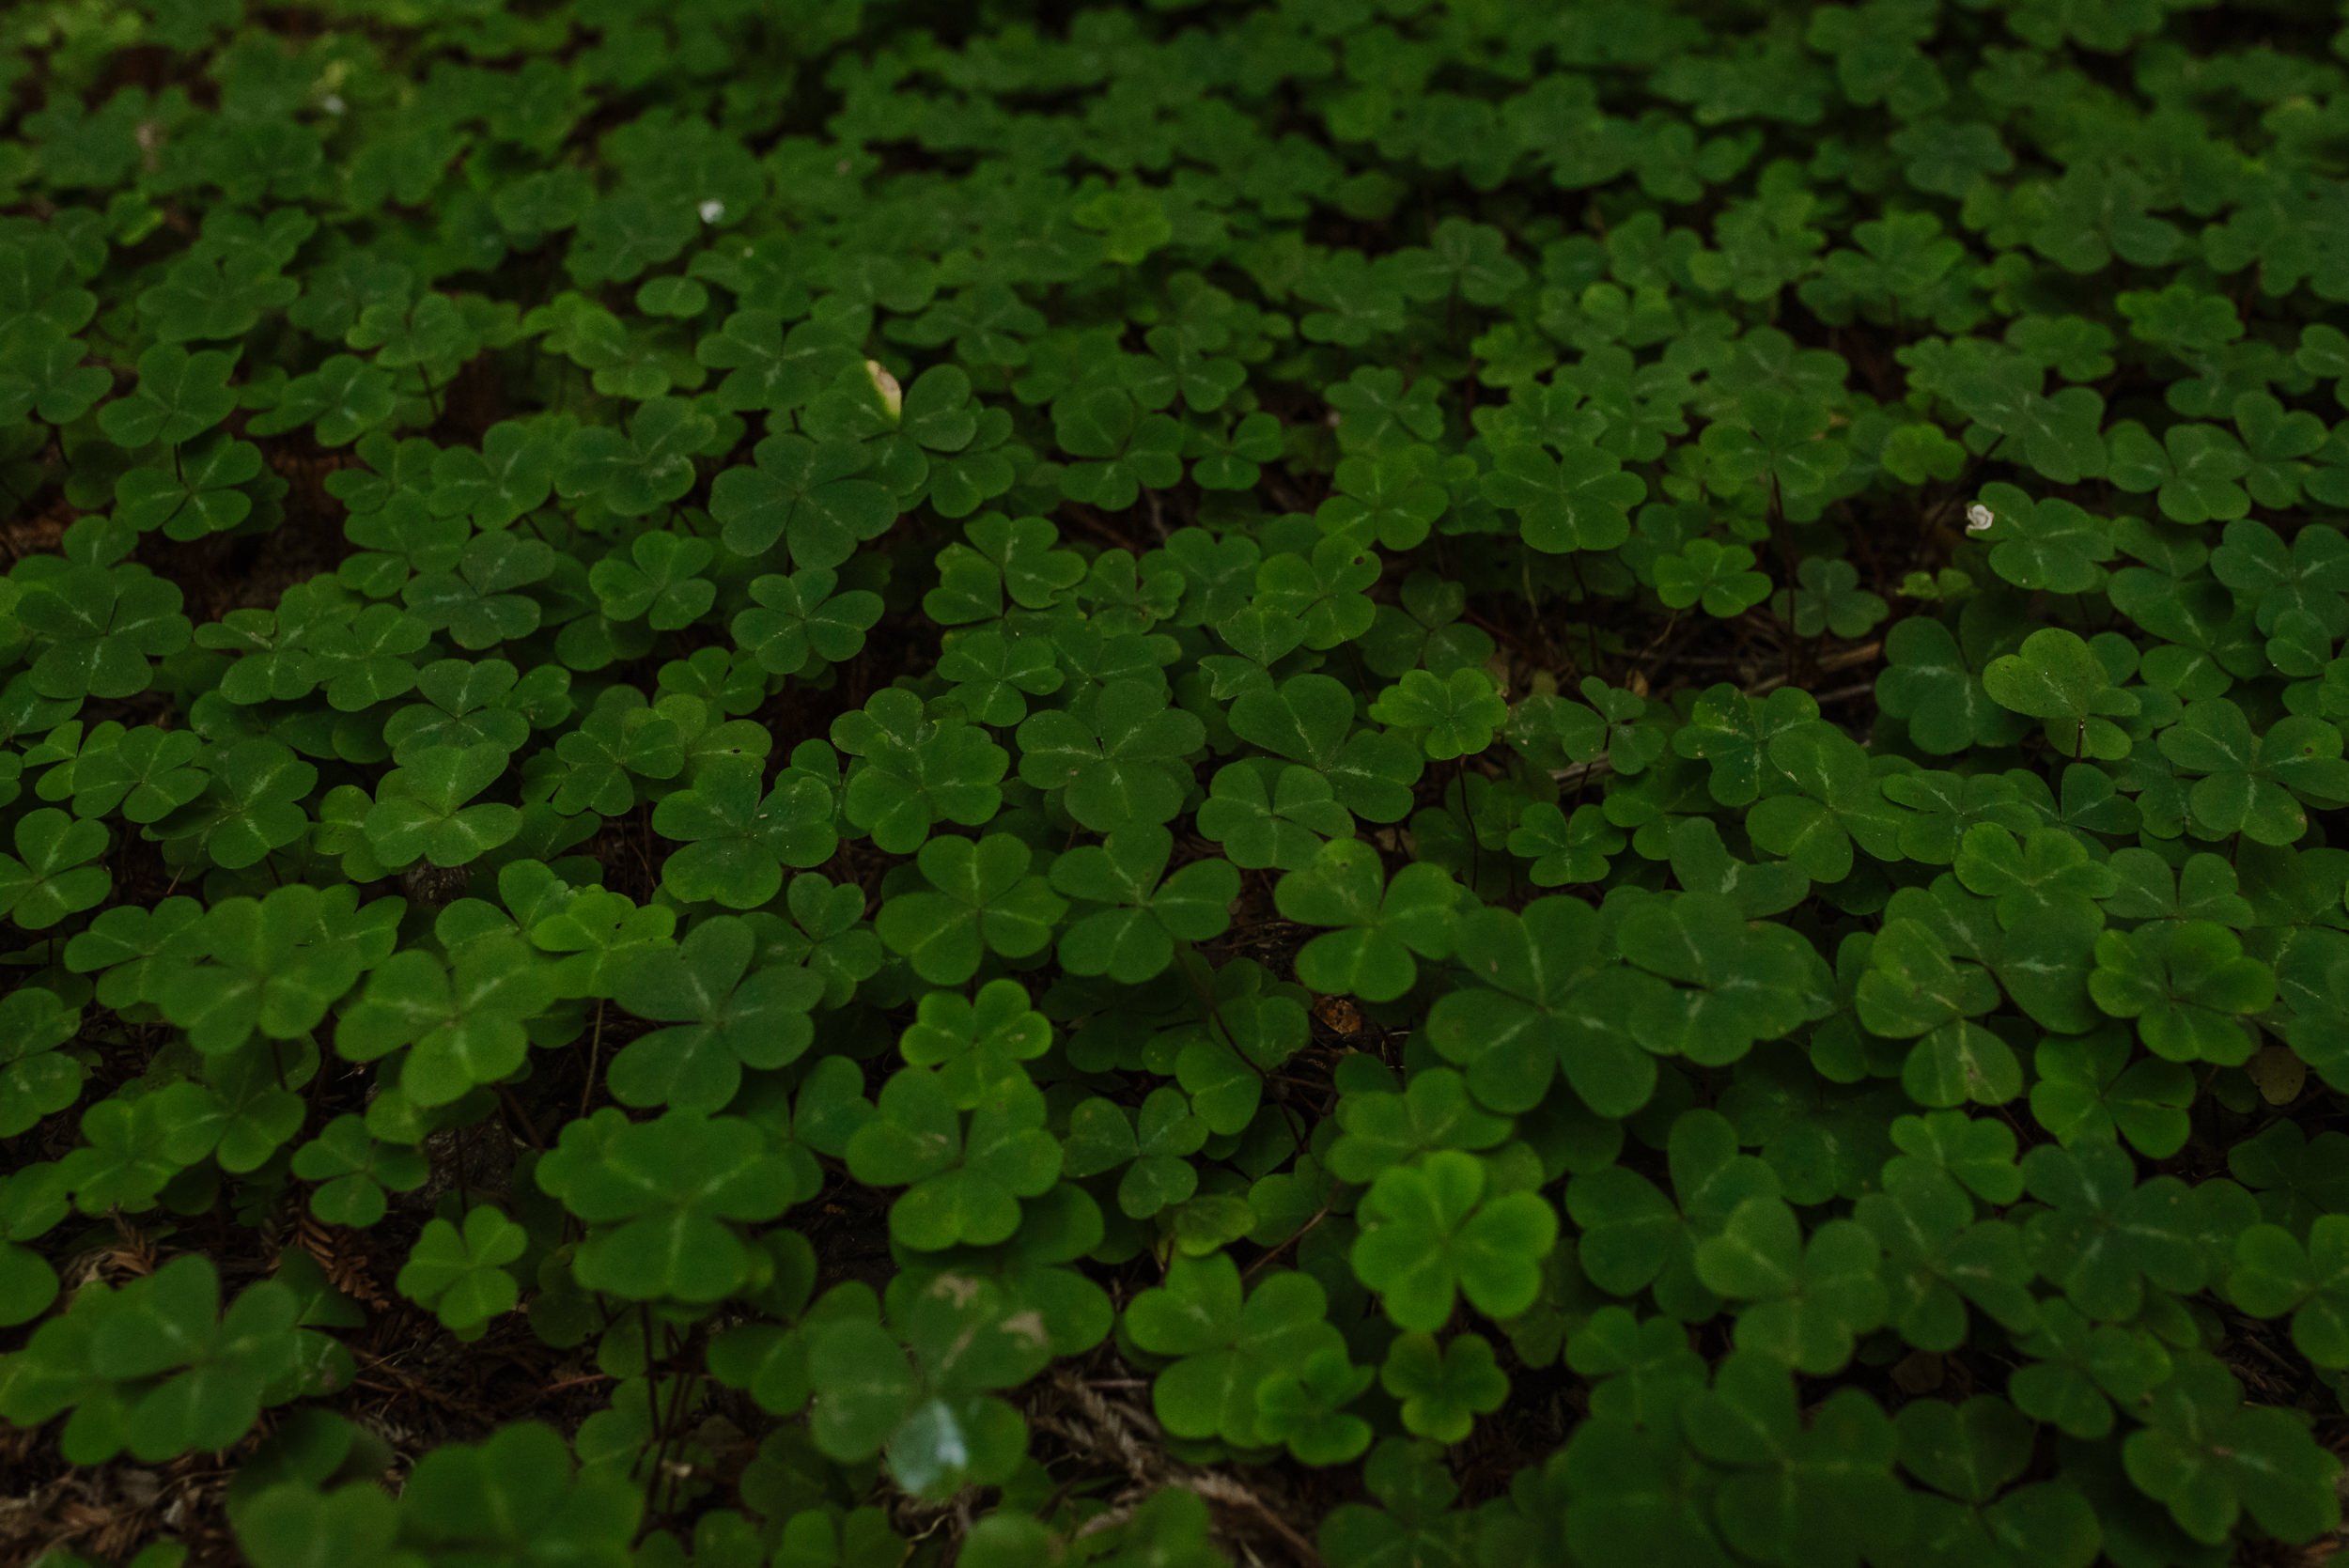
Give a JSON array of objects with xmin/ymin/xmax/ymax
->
[{"xmin": 9, "ymin": 0, "xmax": 2349, "ymax": 1565}]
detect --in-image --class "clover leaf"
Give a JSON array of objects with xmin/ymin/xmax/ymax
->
[
  {"xmin": 98, "ymin": 343, "xmax": 238, "ymax": 448},
  {"xmin": 2157, "ymin": 699, "xmax": 2349, "ymax": 845},
  {"xmin": 847, "ymin": 1070, "xmax": 1062, "ymax": 1250},
  {"xmin": 652, "ymin": 759, "xmax": 838, "ymax": 909},
  {"xmin": 609, "ymin": 916, "xmax": 823, "ymax": 1110},
  {"xmin": 537, "ymin": 1110, "xmax": 797, "ymax": 1302},
  {"xmin": 19, "ymin": 564, "xmax": 191, "ymax": 701},
  {"xmin": 833, "ymin": 689, "xmax": 1008, "ymax": 853},
  {"xmin": 1981, "ymin": 628, "xmax": 2138, "ymax": 760},
  {"xmin": 1275, "ymin": 839, "xmax": 1459, "ymax": 1002},
  {"xmin": 1255, "ymin": 1344, "xmax": 1375, "ymax": 1466},
  {"xmin": 336, "ymin": 933, "xmax": 556, "ymax": 1108},
  {"xmin": 735, "ymin": 567, "xmax": 883, "ymax": 675},
  {"xmin": 1693, "ymin": 1196, "xmax": 1886, "ymax": 1374},
  {"xmin": 1049, "ymin": 826, "xmax": 1237, "ymax": 984},
  {"xmin": 1369, "ymin": 668, "xmax": 1507, "ymax": 761},
  {"xmin": 397, "ymin": 1206, "xmax": 526, "ymax": 1337},
  {"xmin": 1015, "ymin": 678, "xmax": 1205, "ymax": 832},
  {"xmin": 1481, "ymin": 442, "xmax": 1643, "ymax": 553},
  {"xmin": 2228, "ymin": 1217, "xmax": 2349, "ymax": 1369},
  {"xmin": 2123, "ymin": 1354, "xmax": 2340, "ymax": 1545},
  {"xmin": 1426, "ymin": 897, "xmax": 1658, "ymax": 1115},
  {"xmin": 2088, "ymin": 920, "xmax": 2273, "ymax": 1065},
  {"xmin": 1052, "ymin": 386, "xmax": 1183, "ymax": 510},
  {"xmin": 1380, "ymin": 1330, "xmax": 1510, "ymax": 1443},
  {"xmin": 0, "ymin": 1254, "xmax": 308, "ymax": 1464},
  {"xmin": 289, "ymin": 1114, "xmax": 428, "ymax": 1228},
  {"xmin": 711, "ymin": 433, "xmax": 896, "ymax": 568},
  {"xmin": 556, "ymin": 396, "xmax": 714, "ymax": 517},
  {"xmin": 155, "ymin": 885, "xmax": 381, "ymax": 1058},
  {"xmin": 2023, "ymin": 1138, "xmax": 2204, "ymax": 1322},
  {"xmin": 1196, "ymin": 759, "xmax": 1355, "ymax": 870},
  {"xmin": 0, "ymin": 807, "xmax": 109, "ymax": 930},
  {"xmin": 876, "ymin": 833, "xmax": 1069, "ymax": 986},
  {"xmin": 1352, "ymin": 1152, "xmax": 1558, "ymax": 1331},
  {"xmin": 900, "ymin": 979, "xmax": 1050, "ymax": 1109},
  {"xmin": 1126, "ymin": 1254, "xmax": 1344, "ymax": 1448},
  {"xmin": 363, "ymin": 743, "xmax": 521, "ymax": 870}
]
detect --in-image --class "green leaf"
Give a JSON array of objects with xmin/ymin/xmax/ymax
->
[
  {"xmin": 1127, "ymin": 1253, "xmax": 1343, "ymax": 1448},
  {"xmin": 99, "ymin": 343, "xmax": 237, "ymax": 447},
  {"xmin": 876, "ymin": 834, "xmax": 1069, "ymax": 986},
  {"xmin": 1049, "ymin": 826, "xmax": 1237, "ymax": 984},
  {"xmin": 1379, "ymin": 1330, "xmax": 1509, "ymax": 1443},
  {"xmin": 1275, "ymin": 839, "xmax": 1459, "ymax": 1003},
  {"xmin": 610, "ymin": 916, "xmax": 823, "ymax": 1110},
  {"xmin": 846, "ymin": 1069, "xmax": 1061, "ymax": 1250},
  {"xmin": 1351, "ymin": 1151, "xmax": 1558, "ymax": 1331},
  {"xmin": 1016, "ymin": 679, "xmax": 1205, "ymax": 832},
  {"xmin": 395, "ymin": 1206, "xmax": 525, "ymax": 1335},
  {"xmin": 538, "ymin": 1111, "xmax": 796, "ymax": 1302},
  {"xmin": 363, "ymin": 743, "xmax": 521, "ymax": 869},
  {"xmin": 1482, "ymin": 442, "xmax": 1643, "ymax": 552},
  {"xmin": 1981, "ymin": 628, "xmax": 2137, "ymax": 760},
  {"xmin": 1368, "ymin": 668, "xmax": 1507, "ymax": 761},
  {"xmin": 711, "ymin": 433, "xmax": 897, "ymax": 568},
  {"xmin": 2228, "ymin": 1217, "xmax": 2349, "ymax": 1368}
]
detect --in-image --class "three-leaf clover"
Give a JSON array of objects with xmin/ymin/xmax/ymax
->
[
  {"xmin": 1379, "ymin": 1331, "xmax": 1510, "ymax": 1443},
  {"xmin": 1981, "ymin": 628, "xmax": 2138, "ymax": 760},
  {"xmin": 1125, "ymin": 1254, "xmax": 1346, "ymax": 1448},
  {"xmin": 876, "ymin": 834, "xmax": 1069, "ymax": 986},
  {"xmin": 0, "ymin": 808, "xmax": 109, "ymax": 929},
  {"xmin": 1481, "ymin": 442, "xmax": 1644, "ymax": 552},
  {"xmin": 556, "ymin": 396, "xmax": 714, "ymax": 517},
  {"xmin": 652, "ymin": 759, "xmax": 838, "ymax": 908},
  {"xmin": 609, "ymin": 916, "xmax": 824, "ymax": 1110},
  {"xmin": 2228, "ymin": 1217, "xmax": 2349, "ymax": 1369},
  {"xmin": 1369, "ymin": 669, "xmax": 1508, "ymax": 761},
  {"xmin": 1049, "ymin": 827, "xmax": 1237, "ymax": 984},
  {"xmin": 1350, "ymin": 1152, "xmax": 1558, "ymax": 1331},
  {"xmin": 2156, "ymin": 699, "xmax": 2349, "ymax": 845},
  {"xmin": 1693, "ymin": 1196, "xmax": 1887, "ymax": 1374},
  {"xmin": 336, "ymin": 933, "xmax": 556, "ymax": 1108},
  {"xmin": 1015, "ymin": 679, "xmax": 1206, "ymax": 831},
  {"xmin": 846, "ymin": 1070, "xmax": 1062, "ymax": 1250},
  {"xmin": 833, "ymin": 689, "xmax": 1007, "ymax": 853},
  {"xmin": 397, "ymin": 1206, "xmax": 527, "ymax": 1337},
  {"xmin": 1195, "ymin": 760, "xmax": 1355, "ymax": 870},
  {"xmin": 711, "ymin": 433, "xmax": 896, "ymax": 567},
  {"xmin": 98, "ymin": 344, "xmax": 238, "ymax": 448},
  {"xmin": 537, "ymin": 1110, "xmax": 797, "ymax": 1301},
  {"xmin": 363, "ymin": 744, "xmax": 521, "ymax": 869},
  {"xmin": 2088, "ymin": 921, "xmax": 2273, "ymax": 1065},
  {"xmin": 1274, "ymin": 840, "xmax": 1459, "ymax": 1003},
  {"xmin": 289, "ymin": 1115, "xmax": 428, "ymax": 1227}
]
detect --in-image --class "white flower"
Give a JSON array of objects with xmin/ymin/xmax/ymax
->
[
  {"xmin": 697, "ymin": 199, "xmax": 726, "ymax": 225},
  {"xmin": 865, "ymin": 360, "xmax": 903, "ymax": 421},
  {"xmin": 1965, "ymin": 502, "xmax": 1994, "ymax": 534},
  {"xmin": 321, "ymin": 94, "xmax": 346, "ymax": 116}
]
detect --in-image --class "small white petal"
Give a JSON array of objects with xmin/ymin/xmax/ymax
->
[
  {"xmin": 1965, "ymin": 502, "xmax": 1994, "ymax": 534},
  {"xmin": 321, "ymin": 94, "xmax": 346, "ymax": 116},
  {"xmin": 697, "ymin": 199, "xmax": 725, "ymax": 224},
  {"xmin": 865, "ymin": 359, "xmax": 903, "ymax": 421}
]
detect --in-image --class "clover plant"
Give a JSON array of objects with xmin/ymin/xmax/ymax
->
[{"xmin": 4, "ymin": 3, "xmax": 2349, "ymax": 1566}]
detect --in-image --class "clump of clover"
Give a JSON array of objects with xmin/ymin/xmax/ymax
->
[{"xmin": 3, "ymin": 2, "xmax": 2349, "ymax": 1565}]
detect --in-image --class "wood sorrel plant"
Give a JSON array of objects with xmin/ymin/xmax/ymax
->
[{"xmin": 2, "ymin": 2, "xmax": 2348, "ymax": 1564}]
